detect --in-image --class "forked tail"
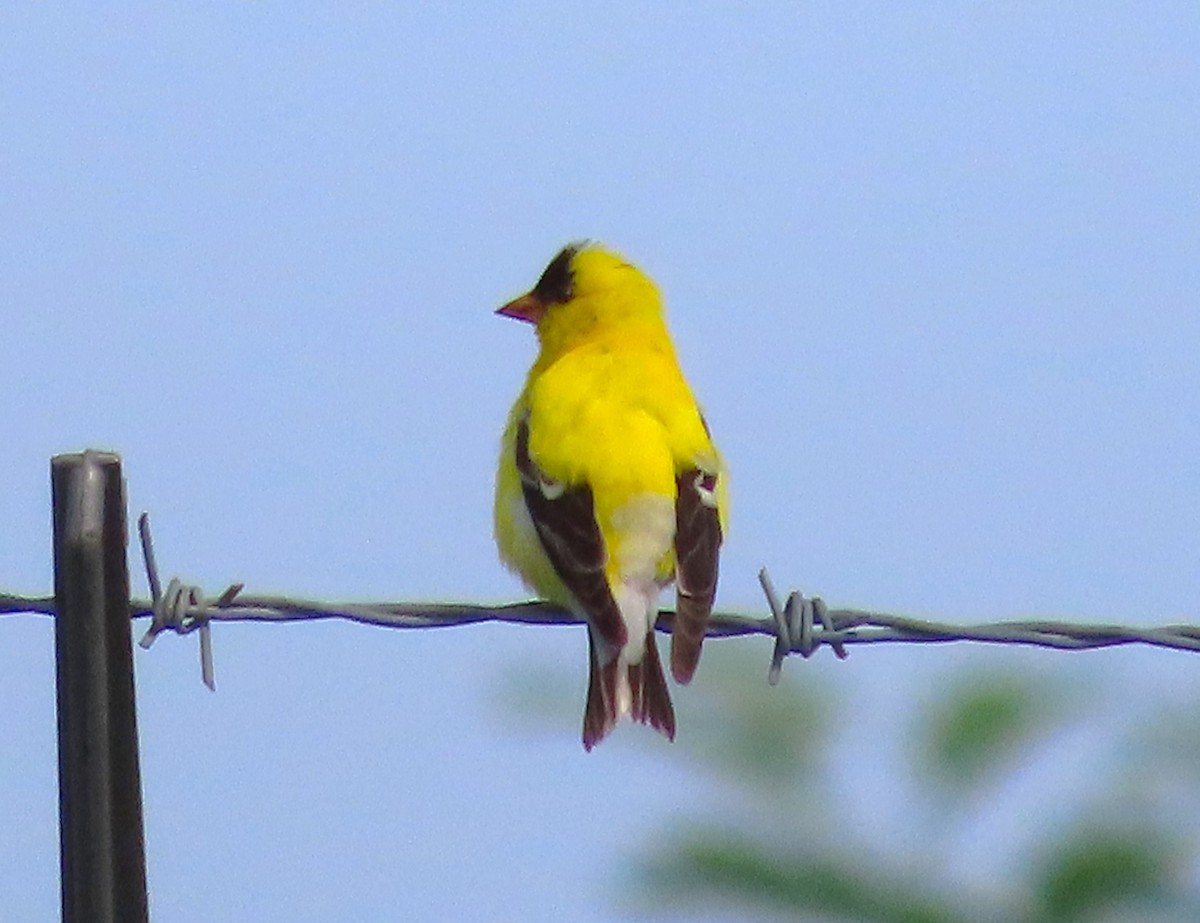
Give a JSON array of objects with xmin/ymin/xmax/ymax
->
[{"xmin": 582, "ymin": 630, "xmax": 676, "ymax": 751}]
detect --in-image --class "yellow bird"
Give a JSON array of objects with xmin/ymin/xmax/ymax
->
[{"xmin": 493, "ymin": 242, "xmax": 726, "ymax": 749}]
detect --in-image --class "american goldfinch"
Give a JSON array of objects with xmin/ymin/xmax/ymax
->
[{"xmin": 494, "ymin": 242, "xmax": 725, "ymax": 750}]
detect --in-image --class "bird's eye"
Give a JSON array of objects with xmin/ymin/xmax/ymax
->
[{"xmin": 533, "ymin": 245, "xmax": 577, "ymax": 305}]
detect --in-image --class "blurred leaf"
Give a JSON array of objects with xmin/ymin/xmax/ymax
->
[
  {"xmin": 1130, "ymin": 704, "xmax": 1200, "ymax": 784},
  {"xmin": 1032, "ymin": 826, "xmax": 1178, "ymax": 921},
  {"xmin": 675, "ymin": 645, "xmax": 830, "ymax": 793},
  {"xmin": 500, "ymin": 641, "xmax": 1200, "ymax": 922},
  {"xmin": 916, "ymin": 670, "xmax": 1061, "ymax": 791},
  {"xmin": 642, "ymin": 828, "xmax": 970, "ymax": 923}
]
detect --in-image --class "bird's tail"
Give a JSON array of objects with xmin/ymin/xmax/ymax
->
[{"xmin": 582, "ymin": 630, "xmax": 676, "ymax": 751}]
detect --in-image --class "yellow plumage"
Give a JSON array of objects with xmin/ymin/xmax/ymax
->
[{"xmin": 494, "ymin": 242, "xmax": 726, "ymax": 749}]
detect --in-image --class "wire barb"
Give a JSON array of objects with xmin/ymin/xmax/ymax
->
[
  {"xmin": 136, "ymin": 513, "xmax": 241, "ymax": 691},
  {"xmin": 759, "ymin": 568, "xmax": 790, "ymax": 685},
  {"xmin": 759, "ymin": 568, "xmax": 847, "ymax": 685}
]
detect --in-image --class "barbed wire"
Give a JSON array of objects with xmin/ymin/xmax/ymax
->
[{"xmin": 4, "ymin": 513, "xmax": 1200, "ymax": 689}]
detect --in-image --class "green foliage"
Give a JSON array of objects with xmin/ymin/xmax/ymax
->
[
  {"xmin": 915, "ymin": 670, "xmax": 1060, "ymax": 790},
  {"xmin": 504, "ymin": 644, "xmax": 1200, "ymax": 921},
  {"xmin": 644, "ymin": 832, "xmax": 968, "ymax": 923},
  {"xmin": 1033, "ymin": 827, "xmax": 1180, "ymax": 922},
  {"xmin": 669, "ymin": 644, "xmax": 828, "ymax": 792}
]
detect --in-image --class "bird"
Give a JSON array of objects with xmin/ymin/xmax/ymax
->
[{"xmin": 493, "ymin": 241, "xmax": 725, "ymax": 750}]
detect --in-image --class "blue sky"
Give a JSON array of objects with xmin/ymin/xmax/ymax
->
[{"xmin": 2, "ymin": 5, "xmax": 1198, "ymax": 921}]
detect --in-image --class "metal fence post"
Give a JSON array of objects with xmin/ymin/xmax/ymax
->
[{"xmin": 52, "ymin": 451, "xmax": 149, "ymax": 923}]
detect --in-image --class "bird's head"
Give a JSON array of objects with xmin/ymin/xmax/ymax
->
[{"xmin": 497, "ymin": 242, "xmax": 665, "ymax": 352}]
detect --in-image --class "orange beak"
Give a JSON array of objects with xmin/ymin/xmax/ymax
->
[{"xmin": 495, "ymin": 293, "xmax": 546, "ymax": 324}]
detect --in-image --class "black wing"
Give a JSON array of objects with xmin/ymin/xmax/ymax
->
[
  {"xmin": 671, "ymin": 466, "xmax": 722, "ymax": 683},
  {"xmin": 515, "ymin": 416, "xmax": 627, "ymax": 650}
]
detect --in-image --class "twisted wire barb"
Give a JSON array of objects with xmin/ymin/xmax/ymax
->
[
  {"xmin": 136, "ymin": 513, "xmax": 238, "ymax": 690},
  {"xmin": 5, "ymin": 513, "xmax": 1200, "ymax": 687}
]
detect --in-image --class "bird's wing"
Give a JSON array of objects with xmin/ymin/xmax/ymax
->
[
  {"xmin": 670, "ymin": 464, "xmax": 722, "ymax": 684},
  {"xmin": 515, "ymin": 414, "xmax": 628, "ymax": 651}
]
